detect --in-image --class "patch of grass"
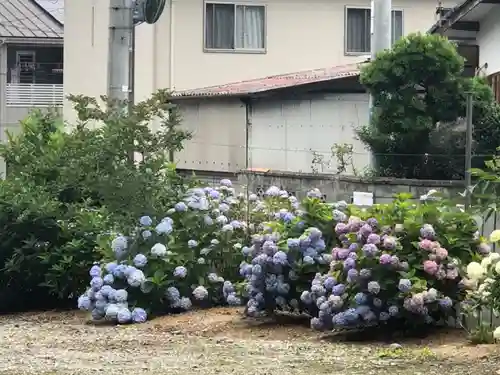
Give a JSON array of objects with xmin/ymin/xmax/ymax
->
[{"xmin": 376, "ymin": 346, "xmax": 437, "ymax": 360}]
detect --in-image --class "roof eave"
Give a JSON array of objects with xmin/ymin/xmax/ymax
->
[
  {"xmin": 428, "ymin": 0, "xmax": 484, "ymax": 34},
  {"xmin": 1, "ymin": 36, "xmax": 63, "ymax": 45}
]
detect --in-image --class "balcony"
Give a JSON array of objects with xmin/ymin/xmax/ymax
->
[{"xmin": 5, "ymin": 83, "xmax": 64, "ymax": 107}]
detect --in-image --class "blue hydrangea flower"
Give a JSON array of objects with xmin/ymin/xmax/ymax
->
[
  {"xmin": 131, "ymin": 307, "xmax": 147, "ymax": 323},
  {"xmin": 222, "ymin": 224, "xmax": 233, "ymax": 232},
  {"xmin": 227, "ymin": 293, "xmax": 241, "ymax": 305},
  {"xmin": 273, "ymin": 251, "xmax": 288, "ymax": 265},
  {"xmin": 91, "ymin": 308, "xmax": 105, "ymax": 320},
  {"xmin": 265, "ymin": 186, "xmax": 280, "ymax": 196},
  {"xmin": 133, "ymin": 254, "xmax": 148, "ymax": 268},
  {"xmin": 219, "ymin": 203, "xmax": 230, "ymax": 213},
  {"xmin": 175, "ymin": 202, "xmax": 188, "ymax": 212},
  {"xmin": 151, "ymin": 243, "xmax": 167, "ymax": 257},
  {"xmin": 112, "ymin": 264, "xmax": 128, "ymax": 278},
  {"xmin": 103, "ymin": 274, "xmax": 114, "ymax": 285},
  {"xmin": 220, "ymin": 179, "xmax": 232, "ymax": 187},
  {"xmin": 388, "ymin": 305, "xmax": 399, "ymax": 316},
  {"xmin": 111, "ymin": 236, "xmax": 128, "ymax": 258},
  {"xmin": 354, "ymin": 292, "xmax": 368, "ymax": 305},
  {"xmin": 89, "ymin": 265, "xmax": 102, "ymax": 278},
  {"xmin": 332, "ymin": 284, "xmax": 346, "ymax": 296},
  {"xmin": 362, "ymin": 243, "xmax": 379, "ymax": 257},
  {"xmin": 142, "ymin": 230, "xmax": 152, "ymax": 239},
  {"xmin": 193, "ymin": 285, "xmax": 209, "ymax": 300},
  {"xmin": 155, "ymin": 219, "xmax": 173, "ymax": 235},
  {"xmin": 77, "ymin": 295, "xmax": 92, "ymax": 311},
  {"xmin": 398, "ymin": 279, "xmax": 412, "ymax": 293},
  {"xmin": 127, "ymin": 269, "xmax": 146, "ymax": 287},
  {"xmin": 367, "ymin": 281, "xmax": 381, "ymax": 294},
  {"xmin": 117, "ymin": 308, "xmax": 132, "ymax": 324},
  {"xmin": 303, "ymin": 256, "xmax": 315, "ymax": 265},
  {"xmin": 173, "ymin": 266, "xmax": 187, "ymax": 278},
  {"xmin": 197, "ymin": 257, "xmax": 206, "ymax": 264},
  {"xmin": 323, "ymin": 276, "xmax": 337, "ymax": 290},
  {"xmin": 166, "ymin": 286, "xmax": 180, "ymax": 301},
  {"xmin": 204, "ymin": 215, "xmax": 214, "ymax": 225},
  {"xmin": 139, "ymin": 216, "xmax": 153, "ymax": 226},
  {"xmin": 188, "ymin": 239, "xmax": 198, "ymax": 248},
  {"xmin": 115, "ymin": 289, "xmax": 128, "ymax": 303},
  {"xmin": 105, "ymin": 262, "xmax": 118, "ymax": 274},
  {"xmin": 100, "ymin": 285, "xmax": 114, "ymax": 298},
  {"xmin": 104, "ymin": 304, "xmax": 119, "ymax": 320},
  {"xmin": 179, "ymin": 297, "xmax": 192, "ymax": 310},
  {"xmin": 438, "ymin": 297, "xmax": 453, "ymax": 309},
  {"xmin": 90, "ymin": 277, "xmax": 104, "ymax": 291}
]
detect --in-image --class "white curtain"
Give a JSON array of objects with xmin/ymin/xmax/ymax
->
[
  {"xmin": 391, "ymin": 11, "xmax": 403, "ymax": 44},
  {"xmin": 346, "ymin": 9, "xmax": 370, "ymax": 53},
  {"xmin": 205, "ymin": 4, "xmax": 234, "ymax": 49},
  {"xmin": 235, "ymin": 6, "xmax": 265, "ymax": 49}
]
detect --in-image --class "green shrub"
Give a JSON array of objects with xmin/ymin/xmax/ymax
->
[
  {"xmin": 0, "ymin": 91, "xmax": 191, "ymax": 311},
  {"xmin": 0, "ymin": 179, "xmax": 110, "ymax": 311}
]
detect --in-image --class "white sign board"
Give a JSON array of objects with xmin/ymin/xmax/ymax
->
[{"xmin": 352, "ymin": 191, "xmax": 374, "ymax": 206}]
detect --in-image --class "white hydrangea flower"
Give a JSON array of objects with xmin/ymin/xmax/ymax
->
[{"xmin": 466, "ymin": 262, "xmax": 485, "ymax": 281}]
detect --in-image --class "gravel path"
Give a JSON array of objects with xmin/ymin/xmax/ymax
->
[{"xmin": 0, "ymin": 307, "xmax": 499, "ymax": 375}]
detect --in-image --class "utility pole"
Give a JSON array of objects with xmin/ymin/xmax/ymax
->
[
  {"xmin": 368, "ymin": 0, "xmax": 392, "ymax": 167},
  {"xmin": 107, "ymin": 0, "xmax": 134, "ymax": 106},
  {"xmin": 465, "ymin": 92, "xmax": 473, "ymax": 209}
]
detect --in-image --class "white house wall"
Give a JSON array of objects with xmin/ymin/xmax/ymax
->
[
  {"xmin": 249, "ymin": 93, "xmax": 370, "ymax": 174},
  {"xmin": 175, "ymin": 98, "xmax": 247, "ymax": 172},
  {"xmin": 64, "ymin": 0, "xmax": 459, "ymax": 124},
  {"xmin": 477, "ymin": 5, "xmax": 500, "ymax": 75}
]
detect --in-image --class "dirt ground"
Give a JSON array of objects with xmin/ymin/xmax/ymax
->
[{"xmin": 0, "ymin": 307, "xmax": 499, "ymax": 375}]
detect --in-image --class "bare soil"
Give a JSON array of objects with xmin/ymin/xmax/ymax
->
[{"xmin": 0, "ymin": 307, "xmax": 499, "ymax": 375}]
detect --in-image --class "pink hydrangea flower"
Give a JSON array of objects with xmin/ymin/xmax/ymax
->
[
  {"xmin": 419, "ymin": 239, "xmax": 434, "ymax": 251},
  {"xmin": 435, "ymin": 247, "xmax": 448, "ymax": 260},
  {"xmin": 423, "ymin": 260, "xmax": 439, "ymax": 275}
]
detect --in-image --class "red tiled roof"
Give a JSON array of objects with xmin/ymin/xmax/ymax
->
[{"xmin": 171, "ymin": 62, "xmax": 364, "ymax": 99}]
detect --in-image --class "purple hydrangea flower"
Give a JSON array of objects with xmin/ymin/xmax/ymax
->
[
  {"xmin": 379, "ymin": 254, "xmax": 392, "ymax": 265},
  {"xmin": 131, "ymin": 307, "xmax": 147, "ymax": 323},
  {"xmin": 332, "ymin": 284, "xmax": 346, "ymax": 296},
  {"xmin": 362, "ymin": 243, "xmax": 379, "ymax": 257},
  {"xmin": 367, "ymin": 233, "xmax": 381, "ymax": 245}
]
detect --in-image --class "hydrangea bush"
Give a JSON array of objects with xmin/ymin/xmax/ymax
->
[
  {"xmin": 240, "ymin": 190, "xmax": 486, "ymax": 331},
  {"xmin": 77, "ymin": 180, "xmax": 296, "ymax": 324}
]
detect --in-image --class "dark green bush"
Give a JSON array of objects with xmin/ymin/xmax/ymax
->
[{"xmin": 0, "ymin": 91, "xmax": 191, "ymax": 311}]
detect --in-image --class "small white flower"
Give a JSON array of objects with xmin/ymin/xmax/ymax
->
[{"xmin": 494, "ymin": 326, "xmax": 500, "ymax": 340}]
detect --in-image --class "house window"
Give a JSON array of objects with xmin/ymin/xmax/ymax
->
[
  {"xmin": 345, "ymin": 8, "xmax": 403, "ymax": 54},
  {"xmin": 204, "ymin": 2, "xmax": 266, "ymax": 51},
  {"xmin": 488, "ymin": 72, "xmax": 500, "ymax": 103}
]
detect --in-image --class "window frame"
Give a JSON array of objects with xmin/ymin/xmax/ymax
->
[
  {"xmin": 203, "ymin": 1, "xmax": 267, "ymax": 54},
  {"xmin": 344, "ymin": 6, "xmax": 404, "ymax": 56}
]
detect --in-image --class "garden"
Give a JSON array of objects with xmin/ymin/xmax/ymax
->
[{"xmin": 2, "ymin": 33, "xmax": 500, "ymax": 374}]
